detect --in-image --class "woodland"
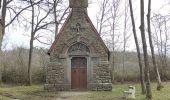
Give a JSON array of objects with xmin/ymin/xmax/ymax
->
[{"xmin": 0, "ymin": 0, "xmax": 170, "ymax": 100}]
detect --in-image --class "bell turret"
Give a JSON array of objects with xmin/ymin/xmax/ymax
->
[{"xmin": 69, "ymin": 0, "xmax": 88, "ymax": 8}]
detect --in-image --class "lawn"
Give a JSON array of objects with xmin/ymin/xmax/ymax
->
[{"xmin": 0, "ymin": 82, "xmax": 170, "ymax": 100}]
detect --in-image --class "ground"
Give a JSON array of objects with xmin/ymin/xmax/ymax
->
[{"xmin": 0, "ymin": 82, "xmax": 170, "ymax": 100}]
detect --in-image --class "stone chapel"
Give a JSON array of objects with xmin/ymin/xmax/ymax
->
[{"xmin": 44, "ymin": 0, "xmax": 112, "ymax": 91}]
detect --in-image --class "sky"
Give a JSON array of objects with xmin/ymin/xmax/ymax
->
[{"xmin": 2, "ymin": 0, "xmax": 169, "ymax": 51}]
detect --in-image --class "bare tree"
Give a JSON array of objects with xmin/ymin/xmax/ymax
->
[
  {"xmin": 0, "ymin": 0, "xmax": 9, "ymax": 50},
  {"xmin": 147, "ymin": 0, "xmax": 163, "ymax": 91},
  {"xmin": 128, "ymin": 0, "xmax": 145, "ymax": 94},
  {"xmin": 96, "ymin": 0, "xmax": 110, "ymax": 36},
  {"xmin": 108, "ymin": 0, "xmax": 122, "ymax": 83},
  {"xmin": 0, "ymin": 0, "xmax": 14, "ymax": 83},
  {"xmin": 22, "ymin": 0, "xmax": 68, "ymax": 85},
  {"xmin": 0, "ymin": 0, "xmax": 50, "ymax": 83},
  {"xmin": 25, "ymin": 0, "xmax": 53, "ymax": 85},
  {"xmin": 140, "ymin": 0, "xmax": 152, "ymax": 99},
  {"xmin": 152, "ymin": 14, "xmax": 170, "ymax": 81},
  {"xmin": 122, "ymin": 0, "xmax": 127, "ymax": 83},
  {"xmin": 52, "ymin": 0, "xmax": 69, "ymax": 39},
  {"xmin": 27, "ymin": 0, "xmax": 35, "ymax": 85},
  {"xmin": 0, "ymin": 0, "xmax": 35, "ymax": 48},
  {"xmin": 122, "ymin": 0, "xmax": 131, "ymax": 83}
]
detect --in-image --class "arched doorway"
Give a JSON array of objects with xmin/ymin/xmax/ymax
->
[{"xmin": 68, "ymin": 42, "xmax": 90, "ymax": 89}]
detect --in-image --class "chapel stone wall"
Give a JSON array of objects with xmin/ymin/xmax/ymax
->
[{"xmin": 45, "ymin": 0, "xmax": 112, "ymax": 91}]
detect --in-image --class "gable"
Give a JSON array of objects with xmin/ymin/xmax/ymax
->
[
  {"xmin": 48, "ymin": 9, "xmax": 109, "ymax": 56},
  {"xmin": 47, "ymin": 11, "xmax": 72, "ymax": 55},
  {"xmin": 85, "ymin": 13, "xmax": 109, "ymax": 54}
]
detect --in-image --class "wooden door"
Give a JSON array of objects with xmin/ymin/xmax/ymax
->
[{"xmin": 71, "ymin": 57, "xmax": 87, "ymax": 89}]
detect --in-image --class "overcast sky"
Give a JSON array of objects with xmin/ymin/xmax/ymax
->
[{"xmin": 2, "ymin": 0, "xmax": 169, "ymax": 51}]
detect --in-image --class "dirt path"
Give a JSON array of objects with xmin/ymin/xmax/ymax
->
[
  {"xmin": 0, "ymin": 92, "xmax": 20, "ymax": 100},
  {"xmin": 54, "ymin": 91, "xmax": 91, "ymax": 100}
]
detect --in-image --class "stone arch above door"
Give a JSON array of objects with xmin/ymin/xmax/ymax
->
[
  {"xmin": 68, "ymin": 42, "xmax": 90, "ymax": 55},
  {"xmin": 61, "ymin": 37, "xmax": 94, "ymax": 54}
]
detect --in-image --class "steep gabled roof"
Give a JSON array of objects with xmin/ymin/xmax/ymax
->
[
  {"xmin": 47, "ymin": 11, "xmax": 72, "ymax": 55},
  {"xmin": 48, "ymin": 10, "xmax": 109, "ymax": 55},
  {"xmin": 84, "ymin": 12, "xmax": 109, "ymax": 54}
]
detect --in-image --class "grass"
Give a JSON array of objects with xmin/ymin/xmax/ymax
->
[
  {"xmin": 0, "ymin": 85, "xmax": 58, "ymax": 100},
  {"xmin": 0, "ymin": 82, "xmax": 170, "ymax": 100}
]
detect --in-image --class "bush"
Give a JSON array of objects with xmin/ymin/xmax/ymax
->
[{"xmin": 0, "ymin": 47, "xmax": 48, "ymax": 84}]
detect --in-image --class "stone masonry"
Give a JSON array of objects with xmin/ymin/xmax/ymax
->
[{"xmin": 45, "ymin": 0, "xmax": 112, "ymax": 91}]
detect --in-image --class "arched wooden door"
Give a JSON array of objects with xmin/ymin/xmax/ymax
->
[{"xmin": 71, "ymin": 57, "xmax": 87, "ymax": 89}]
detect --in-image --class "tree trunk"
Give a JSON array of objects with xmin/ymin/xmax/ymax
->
[
  {"xmin": 147, "ymin": 0, "xmax": 163, "ymax": 91},
  {"xmin": 27, "ymin": 0, "xmax": 35, "ymax": 85},
  {"xmin": 1, "ymin": 0, "xmax": 6, "ymax": 35},
  {"xmin": 27, "ymin": 38, "xmax": 33, "ymax": 85},
  {"xmin": 128, "ymin": 0, "xmax": 146, "ymax": 94},
  {"xmin": 110, "ymin": 52, "xmax": 115, "ymax": 83},
  {"xmin": 53, "ymin": 0, "xmax": 58, "ymax": 39},
  {"xmin": 110, "ymin": 0, "xmax": 121, "ymax": 83},
  {"xmin": 0, "ymin": 20, "xmax": 3, "ymax": 83},
  {"xmin": 0, "ymin": 0, "xmax": 7, "ymax": 50},
  {"xmin": 140, "ymin": 0, "xmax": 152, "ymax": 99},
  {"xmin": 0, "ymin": 22, "xmax": 2, "ymax": 51},
  {"xmin": 0, "ymin": 0, "xmax": 2, "ymax": 9},
  {"xmin": 0, "ymin": 0, "xmax": 7, "ymax": 83},
  {"xmin": 122, "ymin": 0, "xmax": 127, "ymax": 84},
  {"xmin": 110, "ymin": 12, "xmax": 116, "ymax": 83},
  {"xmin": 0, "ymin": 50, "xmax": 2, "ymax": 83}
]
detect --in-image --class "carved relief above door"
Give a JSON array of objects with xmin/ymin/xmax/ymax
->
[{"xmin": 68, "ymin": 43, "xmax": 90, "ymax": 55}]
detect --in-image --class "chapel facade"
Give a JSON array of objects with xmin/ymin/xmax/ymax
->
[{"xmin": 44, "ymin": 0, "xmax": 112, "ymax": 91}]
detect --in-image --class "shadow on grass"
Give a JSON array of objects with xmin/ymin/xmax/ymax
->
[{"xmin": 0, "ymin": 92, "xmax": 18, "ymax": 99}]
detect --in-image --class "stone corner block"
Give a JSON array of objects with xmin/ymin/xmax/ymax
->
[{"xmin": 89, "ymin": 83, "xmax": 112, "ymax": 91}]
